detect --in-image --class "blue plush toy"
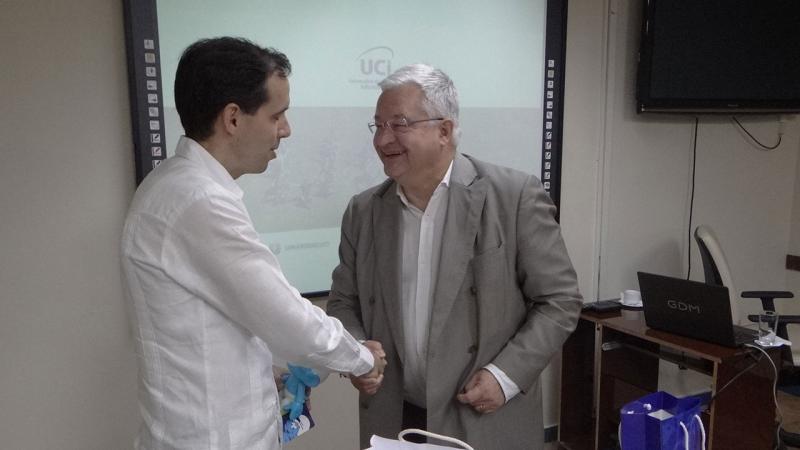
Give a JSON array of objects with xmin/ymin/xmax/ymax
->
[{"xmin": 280, "ymin": 364, "xmax": 320, "ymax": 442}]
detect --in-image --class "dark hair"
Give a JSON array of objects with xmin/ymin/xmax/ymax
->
[{"xmin": 174, "ymin": 37, "xmax": 291, "ymax": 141}]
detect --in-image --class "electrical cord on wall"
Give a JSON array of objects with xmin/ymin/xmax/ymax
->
[
  {"xmin": 686, "ymin": 117, "xmax": 699, "ymax": 280},
  {"xmin": 732, "ymin": 116, "xmax": 783, "ymax": 150},
  {"xmin": 686, "ymin": 116, "xmax": 783, "ymax": 280}
]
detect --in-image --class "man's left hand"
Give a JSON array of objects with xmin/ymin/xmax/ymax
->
[{"xmin": 455, "ymin": 369, "xmax": 505, "ymax": 414}]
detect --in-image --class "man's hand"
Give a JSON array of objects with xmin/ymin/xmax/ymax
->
[
  {"xmin": 364, "ymin": 340, "xmax": 387, "ymax": 375},
  {"xmin": 350, "ymin": 340, "xmax": 386, "ymax": 396},
  {"xmin": 456, "ymin": 369, "xmax": 505, "ymax": 414}
]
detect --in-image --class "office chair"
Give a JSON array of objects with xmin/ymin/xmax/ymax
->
[
  {"xmin": 694, "ymin": 225, "xmax": 800, "ymax": 447},
  {"xmin": 695, "ymin": 225, "xmax": 797, "ymax": 360}
]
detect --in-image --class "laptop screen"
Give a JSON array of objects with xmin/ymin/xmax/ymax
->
[{"xmin": 637, "ymin": 272, "xmax": 740, "ymax": 347}]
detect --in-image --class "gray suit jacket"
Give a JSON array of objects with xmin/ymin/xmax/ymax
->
[{"xmin": 327, "ymin": 153, "xmax": 582, "ymax": 449}]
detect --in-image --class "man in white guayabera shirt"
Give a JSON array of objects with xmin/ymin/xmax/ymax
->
[
  {"xmin": 327, "ymin": 64, "xmax": 582, "ymax": 450},
  {"xmin": 120, "ymin": 37, "xmax": 386, "ymax": 450}
]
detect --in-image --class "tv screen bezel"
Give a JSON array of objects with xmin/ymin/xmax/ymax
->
[{"xmin": 636, "ymin": 0, "xmax": 800, "ymax": 114}]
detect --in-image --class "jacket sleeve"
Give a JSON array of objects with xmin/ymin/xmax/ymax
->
[
  {"xmin": 326, "ymin": 197, "xmax": 368, "ymax": 341},
  {"xmin": 491, "ymin": 175, "xmax": 583, "ymax": 392}
]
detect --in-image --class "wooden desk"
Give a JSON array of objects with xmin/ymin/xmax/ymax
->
[{"xmin": 559, "ymin": 310, "xmax": 779, "ymax": 450}]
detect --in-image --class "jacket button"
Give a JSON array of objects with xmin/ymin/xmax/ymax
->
[
  {"xmin": 368, "ymin": 297, "xmax": 375, "ymax": 305},
  {"xmin": 468, "ymin": 344, "xmax": 478, "ymax": 354},
  {"xmin": 470, "ymin": 286, "xmax": 477, "ymax": 295},
  {"xmin": 360, "ymin": 401, "xmax": 370, "ymax": 410}
]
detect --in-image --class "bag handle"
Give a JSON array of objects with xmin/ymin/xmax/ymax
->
[
  {"xmin": 678, "ymin": 414, "xmax": 706, "ymax": 450},
  {"xmin": 619, "ymin": 414, "xmax": 706, "ymax": 450},
  {"xmin": 398, "ymin": 428, "xmax": 474, "ymax": 450}
]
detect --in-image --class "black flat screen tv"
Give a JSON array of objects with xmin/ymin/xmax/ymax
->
[{"xmin": 637, "ymin": 0, "xmax": 800, "ymax": 114}]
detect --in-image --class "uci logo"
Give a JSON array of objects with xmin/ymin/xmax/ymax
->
[
  {"xmin": 667, "ymin": 300, "xmax": 700, "ymax": 314},
  {"xmin": 357, "ymin": 46, "xmax": 394, "ymax": 76}
]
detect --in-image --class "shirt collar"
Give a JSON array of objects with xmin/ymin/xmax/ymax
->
[
  {"xmin": 175, "ymin": 136, "xmax": 243, "ymax": 199},
  {"xmin": 396, "ymin": 159, "xmax": 453, "ymax": 207}
]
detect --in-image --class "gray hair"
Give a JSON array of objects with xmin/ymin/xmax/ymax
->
[{"xmin": 379, "ymin": 63, "xmax": 461, "ymax": 146}]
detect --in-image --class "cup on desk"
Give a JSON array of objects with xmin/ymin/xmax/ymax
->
[
  {"xmin": 620, "ymin": 289, "xmax": 643, "ymax": 308},
  {"xmin": 757, "ymin": 310, "xmax": 779, "ymax": 346}
]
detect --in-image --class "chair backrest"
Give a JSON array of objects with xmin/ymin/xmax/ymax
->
[{"xmin": 694, "ymin": 225, "xmax": 742, "ymax": 324}]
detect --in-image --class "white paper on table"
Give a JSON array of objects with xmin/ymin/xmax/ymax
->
[
  {"xmin": 755, "ymin": 333, "xmax": 791, "ymax": 348},
  {"xmin": 365, "ymin": 434, "xmax": 463, "ymax": 450}
]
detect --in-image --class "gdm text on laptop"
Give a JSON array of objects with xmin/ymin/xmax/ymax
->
[{"xmin": 637, "ymin": 272, "xmax": 757, "ymax": 348}]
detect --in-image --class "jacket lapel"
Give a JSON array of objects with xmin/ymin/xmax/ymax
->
[
  {"xmin": 428, "ymin": 154, "xmax": 486, "ymax": 347},
  {"xmin": 372, "ymin": 184, "xmax": 406, "ymax": 366}
]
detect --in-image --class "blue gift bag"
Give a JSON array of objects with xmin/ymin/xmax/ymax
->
[
  {"xmin": 620, "ymin": 391, "xmax": 708, "ymax": 450},
  {"xmin": 279, "ymin": 365, "xmax": 320, "ymax": 443}
]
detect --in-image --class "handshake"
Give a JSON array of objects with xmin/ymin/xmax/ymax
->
[{"xmin": 352, "ymin": 340, "xmax": 387, "ymax": 396}]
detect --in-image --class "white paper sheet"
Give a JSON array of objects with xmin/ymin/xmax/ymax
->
[{"xmin": 365, "ymin": 435, "xmax": 462, "ymax": 450}]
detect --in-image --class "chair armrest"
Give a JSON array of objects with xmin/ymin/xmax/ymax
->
[
  {"xmin": 741, "ymin": 291, "xmax": 794, "ymax": 299},
  {"xmin": 741, "ymin": 291, "xmax": 794, "ymax": 311}
]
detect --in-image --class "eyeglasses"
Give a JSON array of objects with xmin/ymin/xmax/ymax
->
[{"xmin": 367, "ymin": 117, "xmax": 444, "ymax": 135}]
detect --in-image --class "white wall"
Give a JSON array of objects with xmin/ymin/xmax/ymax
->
[
  {"xmin": 782, "ymin": 144, "xmax": 800, "ymax": 450},
  {"xmin": 0, "ymin": 1, "xmax": 138, "ymax": 449},
  {"xmin": 2, "ymin": 0, "xmax": 799, "ymax": 448},
  {"xmin": 560, "ymin": 0, "xmax": 800, "ymax": 395},
  {"xmin": 562, "ymin": 0, "xmax": 800, "ymax": 305},
  {"xmin": 598, "ymin": 0, "xmax": 798, "ymax": 305}
]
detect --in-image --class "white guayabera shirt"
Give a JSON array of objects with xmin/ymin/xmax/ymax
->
[{"xmin": 121, "ymin": 137, "xmax": 373, "ymax": 449}]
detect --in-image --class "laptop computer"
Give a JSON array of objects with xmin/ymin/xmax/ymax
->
[{"xmin": 637, "ymin": 272, "xmax": 758, "ymax": 348}]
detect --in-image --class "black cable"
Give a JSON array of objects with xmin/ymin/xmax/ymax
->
[
  {"xmin": 708, "ymin": 352, "xmax": 761, "ymax": 406},
  {"xmin": 732, "ymin": 116, "xmax": 782, "ymax": 150},
  {"xmin": 687, "ymin": 117, "xmax": 698, "ymax": 280},
  {"xmin": 707, "ymin": 346, "xmax": 781, "ymax": 449}
]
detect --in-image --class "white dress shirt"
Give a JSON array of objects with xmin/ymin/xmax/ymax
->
[
  {"xmin": 398, "ymin": 160, "xmax": 519, "ymax": 408},
  {"xmin": 121, "ymin": 137, "xmax": 373, "ymax": 449}
]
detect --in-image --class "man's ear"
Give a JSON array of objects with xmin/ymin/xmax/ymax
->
[
  {"xmin": 220, "ymin": 103, "xmax": 241, "ymax": 136},
  {"xmin": 439, "ymin": 119, "xmax": 455, "ymax": 145}
]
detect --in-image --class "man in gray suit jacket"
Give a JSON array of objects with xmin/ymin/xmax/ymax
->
[{"xmin": 327, "ymin": 64, "xmax": 582, "ymax": 450}]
